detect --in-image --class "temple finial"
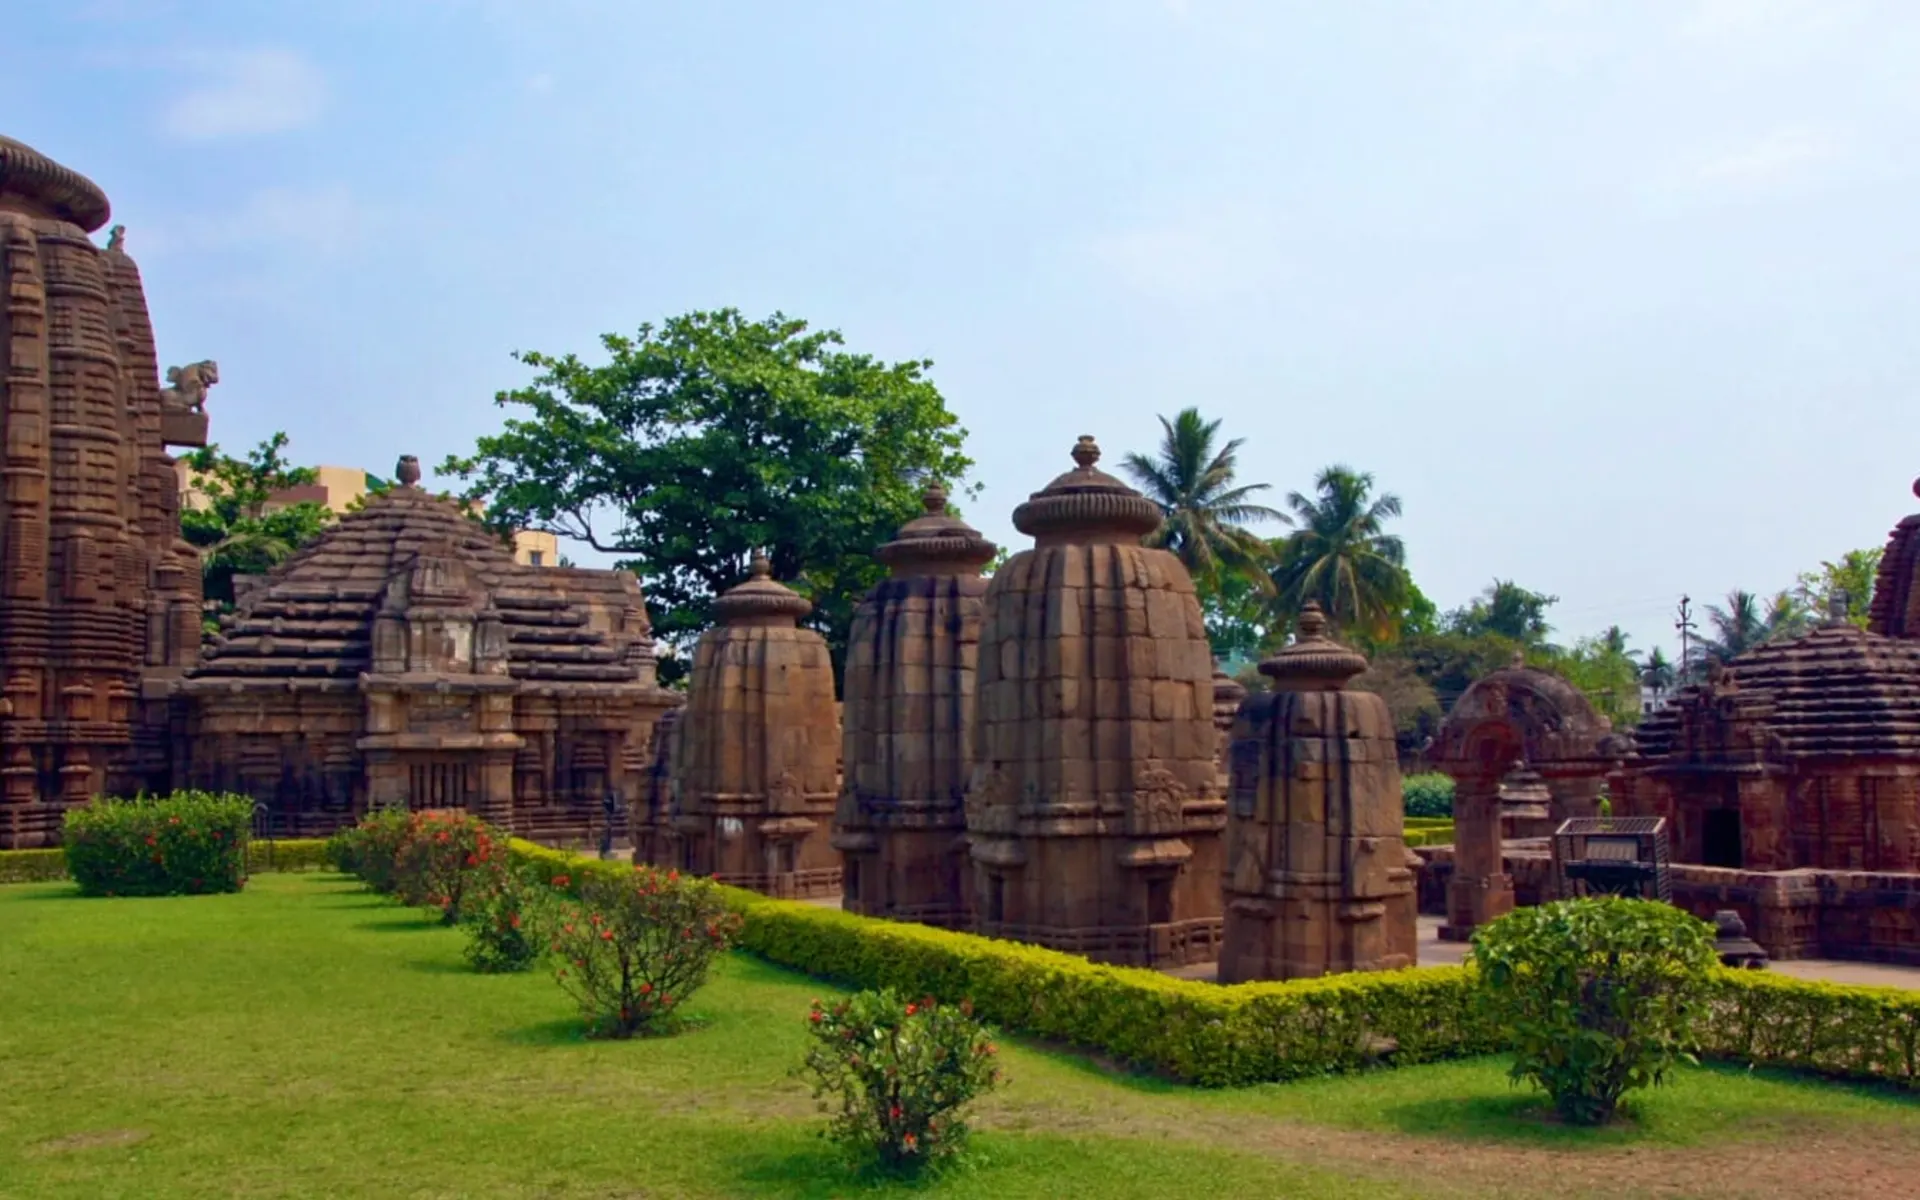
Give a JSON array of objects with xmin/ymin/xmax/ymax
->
[
  {"xmin": 395, "ymin": 455, "xmax": 421, "ymax": 487},
  {"xmin": 748, "ymin": 550, "xmax": 771, "ymax": 580},
  {"xmin": 1071, "ymin": 436, "xmax": 1100, "ymax": 469}
]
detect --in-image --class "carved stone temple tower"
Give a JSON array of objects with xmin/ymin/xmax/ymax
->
[
  {"xmin": 0, "ymin": 135, "xmax": 208, "ymax": 847},
  {"xmin": 834, "ymin": 481, "xmax": 997, "ymax": 927},
  {"xmin": 672, "ymin": 552, "xmax": 841, "ymax": 898},
  {"xmin": 1219, "ymin": 602, "xmax": 1417, "ymax": 983},
  {"xmin": 965, "ymin": 436, "xmax": 1224, "ymax": 967}
]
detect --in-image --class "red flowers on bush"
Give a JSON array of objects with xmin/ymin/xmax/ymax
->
[
  {"xmin": 798, "ymin": 989, "xmax": 1002, "ymax": 1175},
  {"xmin": 545, "ymin": 864, "xmax": 741, "ymax": 1039},
  {"xmin": 393, "ymin": 810, "xmax": 502, "ymax": 924},
  {"xmin": 63, "ymin": 792, "xmax": 254, "ymax": 898}
]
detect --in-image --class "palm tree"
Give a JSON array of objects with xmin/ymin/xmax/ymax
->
[
  {"xmin": 1120, "ymin": 409, "xmax": 1286, "ymax": 587},
  {"xmin": 1762, "ymin": 589, "xmax": 1810, "ymax": 642},
  {"xmin": 1702, "ymin": 588, "xmax": 1813, "ymax": 665},
  {"xmin": 1270, "ymin": 465, "xmax": 1410, "ymax": 640},
  {"xmin": 1637, "ymin": 646, "xmax": 1676, "ymax": 692}
]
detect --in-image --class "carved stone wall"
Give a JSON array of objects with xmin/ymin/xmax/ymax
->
[
  {"xmin": 834, "ymin": 483, "xmax": 994, "ymax": 927},
  {"xmin": 631, "ymin": 703, "xmax": 682, "ymax": 866},
  {"xmin": 966, "ymin": 437, "xmax": 1222, "ymax": 967},
  {"xmin": 0, "ymin": 135, "xmax": 204, "ymax": 848},
  {"xmin": 671, "ymin": 553, "xmax": 841, "ymax": 899},
  {"xmin": 1219, "ymin": 603, "xmax": 1416, "ymax": 982}
]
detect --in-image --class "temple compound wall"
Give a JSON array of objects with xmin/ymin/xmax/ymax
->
[
  {"xmin": 178, "ymin": 456, "xmax": 677, "ymax": 842},
  {"xmin": 0, "ymin": 135, "xmax": 207, "ymax": 848},
  {"xmin": 964, "ymin": 437, "xmax": 1223, "ymax": 968}
]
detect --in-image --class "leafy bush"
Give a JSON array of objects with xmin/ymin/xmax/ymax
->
[
  {"xmin": 334, "ymin": 808, "xmax": 414, "ymax": 893},
  {"xmin": 799, "ymin": 989, "xmax": 1002, "ymax": 1174},
  {"xmin": 507, "ymin": 841, "xmax": 1920, "ymax": 1092},
  {"xmin": 393, "ymin": 810, "xmax": 504, "ymax": 924},
  {"xmin": 1471, "ymin": 896, "xmax": 1718, "ymax": 1124},
  {"xmin": 62, "ymin": 792, "xmax": 253, "ymax": 897},
  {"xmin": 0, "ymin": 849, "xmax": 68, "ymax": 884},
  {"xmin": 1401, "ymin": 772, "xmax": 1454, "ymax": 818},
  {"xmin": 547, "ymin": 864, "xmax": 742, "ymax": 1038},
  {"xmin": 463, "ymin": 868, "xmax": 546, "ymax": 974}
]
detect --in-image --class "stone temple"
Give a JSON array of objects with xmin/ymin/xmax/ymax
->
[
  {"xmin": 666, "ymin": 552, "xmax": 842, "ymax": 899},
  {"xmin": 834, "ymin": 482, "xmax": 996, "ymax": 927},
  {"xmin": 1610, "ymin": 477, "xmax": 1920, "ymax": 963},
  {"xmin": 1220, "ymin": 602, "xmax": 1416, "ymax": 982},
  {"xmin": 965, "ymin": 436, "xmax": 1223, "ymax": 967},
  {"xmin": 0, "ymin": 135, "xmax": 208, "ymax": 848},
  {"xmin": 178, "ymin": 455, "xmax": 678, "ymax": 841}
]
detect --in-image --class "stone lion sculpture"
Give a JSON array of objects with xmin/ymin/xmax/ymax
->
[{"xmin": 161, "ymin": 360, "xmax": 219, "ymax": 413}]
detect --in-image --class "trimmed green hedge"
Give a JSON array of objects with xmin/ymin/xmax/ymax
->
[
  {"xmin": 504, "ymin": 840, "xmax": 1920, "ymax": 1092},
  {"xmin": 0, "ymin": 838, "xmax": 332, "ymax": 885}
]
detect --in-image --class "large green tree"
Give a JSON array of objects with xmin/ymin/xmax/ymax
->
[
  {"xmin": 180, "ymin": 433, "xmax": 335, "ymax": 616},
  {"xmin": 440, "ymin": 310, "xmax": 974, "ymax": 686},
  {"xmin": 1699, "ymin": 588, "xmax": 1807, "ymax": 664},
  {"xmin": 1119, "ymin": 408, "xmax": 1284, "ymax": 585},
  {"xmin": 1269, "ymin": 465, "xmax": 1411, "ymax": 641},
  {"xmin": 1797, "ymin": 548, "xmax": 1881, "ymax": 628},
  {"xmin": 1446, "ymin": 579, "xmax": 1560, "ymax": 646}
]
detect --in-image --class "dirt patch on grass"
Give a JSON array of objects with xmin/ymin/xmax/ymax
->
[
  {"xmin": 979, "ymin": 1096, "xmax": 1920, "ymax": 1199},
  {"xmin": 32, "ymin": 1128, "xmax": 152, "ymax": 1154}
]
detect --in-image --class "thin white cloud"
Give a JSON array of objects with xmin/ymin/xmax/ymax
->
[
  {"xmin": 524, "ymin": 72, "xmax": 554, "ymax": 94},
  {"xmin": 162, "ymin": 48, "xmax": 329, "ymax": 141},
  {"xmin": 142, "ymin": 184, "xmax": 375, "ymax": 259},
  {"xmin": 1693, "ymin": 124, "xmax": 1845, "ymax": 187},
  {"xmin": 1083, "ymin": 206, "xmax": 1289, "ymax": 303},
  {"xmin": 1678, "ymin": 0, "xmax": 1862, "ymax": 44}
]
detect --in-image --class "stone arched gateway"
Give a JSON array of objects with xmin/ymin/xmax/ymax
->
[{"xmin": 1430, "ymin": 654, "xmax": 1627, "ymax": 940}]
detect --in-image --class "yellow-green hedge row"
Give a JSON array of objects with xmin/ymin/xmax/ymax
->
[{"xmin": 0, "ymin": 838, "xmax": 331, "ymax": 885}]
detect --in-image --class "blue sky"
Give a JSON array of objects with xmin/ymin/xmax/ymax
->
[{"xmin": 8, "ymin": 0, "xmax": 1918, "ymax": 661}]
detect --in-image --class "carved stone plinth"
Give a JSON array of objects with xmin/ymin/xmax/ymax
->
[
  {"xmin": 1219, "ymin": 603, "xmax": 1416, "ymax": 982},
  {"xmin": 966, "ymin": 437, "xmax": 1222, "ymax": 967},
  {"xmin": 674, "ymin": 553, "xmax": 841, "ymax": 899},
  {"xmin": 835, "ymin": 483, "xmax": 994, "ymax": 927}
]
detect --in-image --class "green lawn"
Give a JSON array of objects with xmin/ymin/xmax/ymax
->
[{"xmin": 2, "ymin": 874, "xmax": 1916, "ymax": 1200}]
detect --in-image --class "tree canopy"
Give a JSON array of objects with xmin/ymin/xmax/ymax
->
[
  {"xmin": 1269, "ymin": 466, "xmax": 1411, "ymax": 643},
  {"xmin": 440, "ymin": 309, "xmax": 974, "ymax": 685},
  {"xmin": 180, "ymin": 433, "xmax": 335, "ymax": 618},
  {"xmin": 1119, "ymin": 408, "xmax": 1284, "ymax": 585}
]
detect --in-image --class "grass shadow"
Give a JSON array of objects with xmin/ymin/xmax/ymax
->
[
  {"xmin": 403, "ymin": 959, "xmax": 472, "ymax": 976},
  {"xmin": 352, "ymin": 918, "xmax": 444, "ymax": 934},
  {"xmin": 721, "ymin": 1140, "xmax": 954, "ymax": 1198},
  {"xmin": 1375, "ymin": 1091, "xmax": 1645, "ymax": 1149}
]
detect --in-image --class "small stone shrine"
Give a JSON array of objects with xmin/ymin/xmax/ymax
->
[
  {"xmin": 629, "ymin": 704, "xmax": 683, "ymax": 866},
  {"xmin": 0, "ymin": 135, "xmax": 209, "ymax": 848},
  {"xmin": 1210, "ymin": 663, "xmax": 1246, "ymax": 797},
  {"xmin": 965, "ymin": 436, "xmax": 1223, "ymax": 967},
  {"xmin": 668, "ymin": 552, "xmax": 841, "ymax": 899},
  {"xmin": 1611, "ymin": 482, "xmax": 1920, "ymax": 962},
  {"xmin": 1219, "ymin": 602, "xmax": 1417, "ymax": 982},
  {"xmin": 178, "ymin": 456, "xmax": 677, "ymax": 840},
  {"xmin": 834, "ymin": 482, "xmax": 996, "ymax": 927}
]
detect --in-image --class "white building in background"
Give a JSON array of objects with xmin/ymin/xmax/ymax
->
[{"xmin": 174, "ymin": 461, "xmax": 561, "ymax": 568}]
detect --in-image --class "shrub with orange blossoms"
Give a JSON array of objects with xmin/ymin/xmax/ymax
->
[
  {"xmin": 798, "ymin": 988, "xmax": 1002, "ymax": 1175},
  {"xmin": 547, "ymin": 864, "xmax": 742, "ymax": 1039},
  {"xmin": 392, "ymin": 809, "xmax": 504, "ymax": 924}
]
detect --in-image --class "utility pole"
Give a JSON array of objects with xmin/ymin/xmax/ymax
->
[{"xmin": 1675, "ymin": 594, "xmax": 1697, "ymax": 682}]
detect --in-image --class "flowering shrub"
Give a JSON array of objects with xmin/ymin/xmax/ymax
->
[
  {"xmin": 329, "ymin": 807, "xmax": 413, "ymax": 893},
  {"xmin": 62, "ymin": 792, "xmax": 254, "ymax": 897},
  {"xmin": 799, "ymin": 989, "xmax": 1002, "ymax": 1174},
  {"xmin": 1472, "ymin": 896, "xmax": 1718, "ymax": 1125},
  {"xmin": 393, "ymin": 810, "xmax": 504, "ymax": 924},
  {"xmin": 547, "ymin": 865, "xmax": 741, "ymax": 1038},
  {"xmin": 463, "ymin": 868, "xmax": 546, "ymax": 974}
]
